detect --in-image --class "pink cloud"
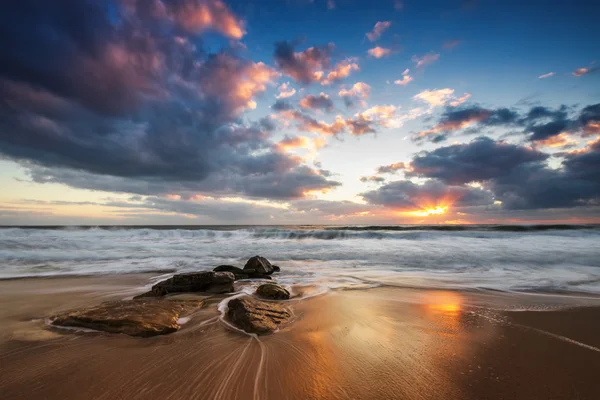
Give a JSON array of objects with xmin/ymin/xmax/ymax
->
[
  {"xmin": 366, "ymin": 21, "xmax": 392, "ymax": 42},
  {"xmin": 412, "ymin": 52, "xmax": 440, "ymax": 68},
  {"xmin": 167, "ymin": 0, "xmax": 246, "ymax": 39},
  {"xmin": 368, "ymin": 46, "xmax": 392, "ymax": 58}
]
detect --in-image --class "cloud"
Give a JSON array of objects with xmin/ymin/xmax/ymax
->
[
  {"xmin": 299, "ymin": 93, "xmax": 334, "ymax": 112},
  {"xmin": 362, "ymin": 180, "xmax": 494, "ymax": 210},
  {"xmin": 449, "ymin": 93, "xmax": 471, "ymax": 107},
  {"xmin": 443, "ymin": 40, "xmax": 461, "ymax": 50},
  {"xmin": 274, "ymin": 40, "xmax": 334, "ymax": 84},
  {"xmin": 394, "ymin": 68, "xmax": 413, "ymax": 86},
  {"xmin": 412, "ymin": 52, "xmax": 440, "ymax": 68},
  {"xmin": 276, "ymin": 82, "xmax": 296, "ymax": 98},
  {"xmin": 394, "ymin": 135, "xmax": 600, "ymax": 210},
  {"xmin": 413, "ymin": 106, "xmax": 519, "ymax": 142},
  {"xmin": 338, "ymin": 82, "xmax": 371, "ymax": 107},
  {"xmin": 366, "ymin": 21, "xmax": 392, "ymax": 42},
  {"xmin": 577, "ymin": 103, "xmax": 600, "ymax": 136},
  {"xmin": 360, "ymin": 175, "xmax": 386, "ymax": 183},
  {"xmin": 368, "ymin": 47, "xmax": 392, "ymax": 58},
  {"xmin": 534, "ymin": 133, "xmax": 577, "ymax": 149},
  {"xmin": 161, "ymin": 0, "xmax": 246, "ymax": 39},
  {"xmin": 573, "ymin": 67, "xmax": 599, "ymax": 77},
  {"xmin": 413, "ymin": 88, "xmax": 455, "ymax": 107},
  {"xmin": 0, "ymin": 1, "xmax": 340, "ymax": 201},
  {"xmin": 320, "ymin": 58, "xmax": 360, "ymax": 85},
  {"xmin": 538, "ymin": 72, "xmax": 555, "ymax": 79},
  {"xmin": 408, "ymin": 137, "xmax": 548, "ymax": 184},
  {"xmin": 376, "ymin": 162, "xmax": 407, "ymax": 174},
  {"xmin": 394, "ymin": 0, "xmax": 404, "ymax": 10}
]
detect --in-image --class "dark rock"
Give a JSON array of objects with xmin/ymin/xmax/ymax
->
[
  {"xmin": 256, "ymin": 283, "xmax": 290, "ymax": 300},
  {"xmin": 213, "ymin": 265, "xmax": 248, "ymax": 280},
  {"xmin": 135, "ymin": 271, "xmax": 235, "ymax": 298},
  {"xmin": 50, "ymin": 299, "xmax": 203, "ymax": 337},
  {"xmin": 272, "ymin": 265, "xmax": 281, "ymax": 273},
  {"xmin": 226, "ymin": 296, "xmax": 291, "ymax": 335},
  {"xmin": 243, "ymin": 256, "xmax": 274, "ymax": 276}
]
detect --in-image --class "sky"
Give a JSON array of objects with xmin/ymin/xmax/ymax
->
[{"xmin": 0, "ymin": 0, "xmax": 599, "ymax": 225}]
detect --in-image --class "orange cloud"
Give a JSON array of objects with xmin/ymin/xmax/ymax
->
[
  {"xmin": 276, "ymin": 82, "xmax": 296, "ymax": 99},
  {"xmin": 320, "ymin": 59, "xmax": 359, "ymax": 85},
  {"xmin": 449, "ymin": 93, "xmax": 471, "ymax": 107},
  {"xmin": 534, "ymin": 132, "xmax": 577, "ymax": 148},
  {"xmin": 583, "ymin": 121, "xmax": 600, "ymax": 136},
  {"xmin": 170, "ymin": 0, "xmax": 245, "ymax": 39},
  {"xmin": 368, "ymin": 46, "xmax": 391, "ymax": 58}
]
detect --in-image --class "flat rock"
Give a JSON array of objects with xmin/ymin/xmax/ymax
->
[
  {"xmin": 135, "ymin": 271, "xmax": 235, "ymax": 298},
  {"xmin": 226, "ymin": 296, "xmax": 291, "ymax": 335},
  {"xmin": 50, "ymin": 299, "xmax": 203, "ymax": 337},
  {"xmin": 213, "ymin": 265, "xmax": 248, "ymax": 280},
  {"xmin": 243, "ymin": 256, "xmax": 275, "ymax": 276},
  {"xmin": 256, "ymin": 283, "xmax": 290, "ymax": 300}
]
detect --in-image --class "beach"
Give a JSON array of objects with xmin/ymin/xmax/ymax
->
[{"xmin": 1, "ymin": 273, "xmax": 600, "ymax": 400}]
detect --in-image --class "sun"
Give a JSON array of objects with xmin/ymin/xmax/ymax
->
[{"xmin": 406, "ymin": 205, "xmax": 448, "ymax": 217}]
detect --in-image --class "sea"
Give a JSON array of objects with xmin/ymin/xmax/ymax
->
[{"xmin": 1, "ymin": 225, "xmax": 600, "ymax": 294}]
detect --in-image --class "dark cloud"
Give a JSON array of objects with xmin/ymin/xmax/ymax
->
[
  {"xmin": 362, "ymin": 180, "xmax": 494, "ymax": 210},
  {"xmin": 408, "ymin": 137, "xmax": 548, "ymax": 184},
  {"xmin": 360, "ymin": 176, "xmax": 385, "ymax": 183},
  {"xmin": 413, "ymin": 103, "xmax": 599, "ymax": 143},
  {"xmin": 376, "ymin": 163, "xmax": 407, "ymax": 174},
  {"xmin": 299, "ymin": 93, "xmax": 334, "ymax": 112},
  {"xmin": 273, "ymin": 40, "xmax": 334, "ymax": 84},
  {"xmin": 272, "ymin": 99, "xmax": 294, "ymax": 111},
  {"xmin": 0, "ymin": 1, "xmax": 340, "ymax": 200}
]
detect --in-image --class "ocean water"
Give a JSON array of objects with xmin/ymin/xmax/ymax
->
[{"xmin": 1, "ymin": 225, "xmax": 600, "ymax": 294}]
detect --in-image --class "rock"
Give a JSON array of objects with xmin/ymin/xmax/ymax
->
[
  {"xmin": 272, "ymin": 265, "xmax": 281, "ymax": 273},
  {"xmin": 256, "ymin": 283, "xmax": 290, "ymax": 300},
  {"xmin": 243, "ymin": 256, "xmax": 275, "ymax": 276},
  {"xmin": 135, "ymin": 271, "xmax": 234, "ymax": 298},
  {"xmin": 50, "ymin": 299, "xmax": 203, "ymax": 337},
  {"xmin": 226, "ymin": 296, "xmax": 291, "ymax": 335},
  {"xmin": 213, "ymin": 265, "xmax": 248, "ymax": 280}
]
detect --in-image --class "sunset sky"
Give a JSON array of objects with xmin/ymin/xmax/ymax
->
[{"xmin": 0, "ymin": 0, "xmax": 599, "ymax": 225}]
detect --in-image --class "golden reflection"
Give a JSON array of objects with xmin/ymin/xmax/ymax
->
[{"xmin": 422, "ymin": 291, "xmax": 464, "ymax": 334}]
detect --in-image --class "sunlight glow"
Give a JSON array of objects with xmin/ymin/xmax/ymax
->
[{"xmin": 406, "ymin": 206, "xmax": 448, "ymax": 217}]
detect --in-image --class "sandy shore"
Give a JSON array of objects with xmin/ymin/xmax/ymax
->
[{"xmin": 1, "ymin": 275, "xmax": 600, "ymax": 400}]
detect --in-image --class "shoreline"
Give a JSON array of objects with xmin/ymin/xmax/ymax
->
[{"xmin": 1, "ymin": 273, "xmax": 600, "ymax": 399}]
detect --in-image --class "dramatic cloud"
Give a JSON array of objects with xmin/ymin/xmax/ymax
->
[
  {"xmin": 276, "ymin": 82, "xmax": 297, "ymax": 99},
  {"xmin": 0, "ymin": 1, "xmax": 340, "ymax": 200},
  {"xmin": 412, "ymin": 52, "xmax": 440, "ymax": 68},
  {"xmin": 362, "ymin": 180, "xmax": 493, "ymax": 210},
  {"xmin": 391, "ymin": 136, "xmax": 600, "ymax": 210},
  {"xmin": 408, "ymin": 137, "xmax": 548, "ymax": 184},
  {"xmin": 413, "ymin": 106, "xmax": 519, "ymax": 142},
  {"xmin": 368, "ymin": 47, "xmax": 392, "ymax": 58},
  {"xmin": 159, "ymin": 0, "xmax": 246, "ymax": 39},
  {"xmin": 366, "ymin": 21, "xmax": 392, "ymax": 42},
  {"xmin": 273, "ymin": 40, "xmax": 334, "ymax": 84},
  {"xmin": 394, "ymin": 69, "xmax": 413, "ymax": 86},
  {"xmin": 538, "ymin": 72, "xmax": 555, "ymax": 79},
  {"xmin": 299, "ymin": 93, "xmax": 334, "ymax": 112}
]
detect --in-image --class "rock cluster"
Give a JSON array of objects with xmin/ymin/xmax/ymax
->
[{"xmin": 50, "ymin": 256, "xmax": 291, "ymax": 336}]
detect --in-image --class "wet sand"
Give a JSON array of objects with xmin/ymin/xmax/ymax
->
[{"xmin": 1, "ymin": 275, "xmax": 600, "ymax": 400}]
